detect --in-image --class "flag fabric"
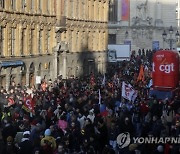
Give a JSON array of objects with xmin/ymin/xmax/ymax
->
[
  {"xmin": 132, "ymin": 90, "xmax": 138, "ymax": 102},
  {"xmin": 98, "ymin": 89, "xmax": 101, "ymax": 105},
  {"xmin": 147, "ymin": 79, "xmax": 153, "ymax": 88},
  {"xmin": 22, "ymin": 95, "xmax": 35, "ymax": 113},
  {"xmin": 102, "ymin": 74, "xmax": 106, "ymax": 86},
  {"xmin": 137, "ymin": 65, "xmax": 145, "ymax": 82},
  {"xmin": 98, "ymin": 89, "xmax": 108, "ymax": 116},
  {"xmin": 122, "ymin": 0, "xmax": 130, "ymax": 21},
  {"xmin": 121, "ymin": 81, "xmax": 137, "ymax": 102},
  {"xmin": 7, "ymin": 97, "xmax": 15, "ymax": 107}
]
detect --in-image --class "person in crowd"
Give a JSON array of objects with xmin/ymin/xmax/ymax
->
[
  {"xmin": 40, "ymin": 129, "xmax": 56, "ymax": 154},
  {"xmin": 0, "ymin": 49, "xmax": 179, "ymax": 153},
  {"xmin": 17, "ymin": 131, "xmax": 33, "ymax": 154}
]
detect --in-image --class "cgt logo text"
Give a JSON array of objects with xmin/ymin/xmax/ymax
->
[
  {"xmin": 117, "ymin": 132, "xmax": 180, "ymax": 149},
  {"xmin": 152, "ymin": 63, "xmax": 174, "ymax": 74}
]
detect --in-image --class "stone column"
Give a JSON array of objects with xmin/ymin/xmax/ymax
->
[
  {"xmin": 117, "ymin": 0, "xmax": 122, "ymax": 22},
  {"xmin": 98, "ymin": 31, "xmax": 101, "ymax": 51},
  {"xmin": 5, "ymin": 68, "xmax": 11, "ymax": 90},
  {"xmin": 104, "ymin": 1, "xmax": 108, "ymax": 22},
  {"xmin": 94, "ymin": 0, "xmax": 97, "ymax": 21},
  {"xmin": 72, "ymin": 0, "xmax": 75, "ymax": 18},
  {"xmin": 104, "ymin": 30, "xmax": 108, "ymax": 50},
  {"xmin": 77, "ymin": 31, "xmax": 80, "ymax": 52},
  {"xmin": 97, "ymin": 1, "xmax": 102, "ymax": 21},
  {"xmin": 53, "ymin": 51, "xmax": 58, "ymax": 79},
  {"xmin": 91, "ymin": 1, "xmax": 94, "ymax": 20},
  {"xmin": 62, "ymin": 51, "xmax": 67, "ymax": 79},
  {"xmin": 5, "ymin": 0, "xmax": 10, "ymax": 10},
  {"xmin": 88, "ymin": 0, "xmax": 92, "ymax": 20},
  {"xmin": 92, "ymin": 30, "xmax": 96, "ymax": 51},
  {"xmin": 26, "ymin": 70, "xmax": 30, "ymax": 87},
  {"xmin": 16, "ymin": 67, "xmax": 22, "ymax": 85},
  {"xmin": 71, "ymin": 30, "xmax": 75, "ymax": 52},
  {"xmin": 85, "ymin": 0, "xmax": 88, "ymax": 20}
]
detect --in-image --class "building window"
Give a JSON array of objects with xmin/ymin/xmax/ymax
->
[
  {"xmin": 47, "ymin": 30, "xmax": 50, "ymax": 53},
  {"xmin": 30, "ymin": 29, "xmax": 33, "ymax": 55},
  {"xmin": 21, "ymin": 29, "xmax": 25, "ymax": 55},
  {"xmin": 22, "ymin": 0, "xmax": 26, "ymax": 11},
  {"xmin": 11, "ymin": 0, "xmax": 16, "ymax": 10},
  {"xmin": 109, "ymin": 0, "xmax": 117, "ymax": 22},
  {"xmin": 31, "ymin": 29, "xmax": 35, "ymax": 55},
  {"xmin": 0, "ymin": 26, "xmax": 4, "ymax": 56},
  {"xmin": 47, "ymin": 0, "xmax": 50, "ymax": 13},
  {"xmin": 38, "ymin": 30, "xmax": 42, "ymax": 54},
  {"xmin": 11, "ymin": 28, "xmax": 16, "ymax": 56},
  {"xmin": 31, "ymin": 0, "xmax": 34, "ymax": 11},
  {"xmin": 71, "ymin": 0, "xmax": 74, "ymax": 17},
  {"xmin": 39, "ymin": 0, "xmax": 42, "ymax": 12},
  {"xmin": 0, "ymin": 0, "xmax": 5, "ymax": 8},
  {"xmin": 108, "ymin": 34, "xmax": 116, "ymax": 44}
]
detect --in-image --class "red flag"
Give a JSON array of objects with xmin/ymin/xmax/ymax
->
[
  {"xmin": 7, "ymin": 97, "xmax": 15, "ymax": 107},
  {"xmin": 22, "ymin": 95, "xmax": 35, "ymax": 113}
]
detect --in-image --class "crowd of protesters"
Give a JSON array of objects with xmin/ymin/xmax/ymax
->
[{"xmin": 0, "ymin": 49, "xmax": 180, "ymax": 154}]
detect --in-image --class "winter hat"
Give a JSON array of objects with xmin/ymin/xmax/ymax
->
[
  {"xmin": 157, "ymin": 145, "xmax": 164, "ymax": 152},
  {"xmin": 23, "ymin": 131, "xmax": 30, "ymax": 136},
  {"xmin": 44, "ymin": 129, "xmax": 51, "ymax": 136},
  {"xmin": 7, "ymin": 136, "xmax": 13, "ymax": 142}
]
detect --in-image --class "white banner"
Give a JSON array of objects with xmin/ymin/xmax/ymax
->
[
  {"xmin": 36, "ymin": 76, "xmax": 41, "ymax": 84},
  {"xmin": 122, "ymin": 81, "xmax": 137, "ymax": 102}
]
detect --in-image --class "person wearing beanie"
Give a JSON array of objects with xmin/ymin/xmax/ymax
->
[
  {"xmin": 40, "ymin": 129, "xmax": 57, "ymax": 154},
  {"xmin": 17, "ymin": 131, "xmax": 33, "ymax": 154},
  {"xmin": 2, "ymin": 136, "xmax": 17, "ymax": 154},
  {"xmin": 153, "ymin": 145, "xmax": 164, "ymax": 154}
]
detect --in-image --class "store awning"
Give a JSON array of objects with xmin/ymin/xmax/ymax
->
[{"xmin": 0, "ymin": 60, "xmax": 24, "ymax": 67}]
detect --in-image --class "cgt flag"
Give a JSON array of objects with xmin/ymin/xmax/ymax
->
[
  {"xmin": 22, "ymin": 95, "xmax": 35, "ymax": 113},
  {"xmin": 121, "ymin": 81, "xmax": 137, "ymax": 102}
]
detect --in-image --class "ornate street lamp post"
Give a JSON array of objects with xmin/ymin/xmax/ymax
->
[{"xmin": 162, "ymin": 26, "xmax": 180, "ymax": 50}]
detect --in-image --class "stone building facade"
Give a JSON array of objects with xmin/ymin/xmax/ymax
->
[
  {"xmin": 55, "ymin": 0, "xmax": 109, "ymax": 79},
  {"xmin": 0, "ymin": 0, "xmax": 56, "ymax": 89},
  {"xmin": 0, "ymin": 0, "xmax": 109, "ymax": 89},
  {"xmin": 108, "ymin": 0, "xmax": 179, "ymax": 54}
]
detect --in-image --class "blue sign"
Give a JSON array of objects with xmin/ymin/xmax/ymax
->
[
  {"xmin": 124, "ymin": 40, "xmax": 131, "ymax": 50},
  {"xmin": 0, "ymin": 60, "xmax": 24, "ymax": 67},
  {"xmin": 152, "ymin": 41, "xmax": 159, "ymax": 51}
]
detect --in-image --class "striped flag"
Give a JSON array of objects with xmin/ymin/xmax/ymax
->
[{"xmin": 121, "ymin": 81, "xmax": 137, "ymax": 102}]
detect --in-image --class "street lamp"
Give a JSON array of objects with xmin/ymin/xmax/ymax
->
[{"xmin": 162, "ymin": 26, "xmax": 180, "ymax": 50}]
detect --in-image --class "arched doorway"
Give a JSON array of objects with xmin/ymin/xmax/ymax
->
[
  {"xmin": 88, "ymin": 59, "xmax": 95, "ymax": 75},
  {"xmin": 29, "ymin": 63, "xmax": 35, "ymax": 88},
  {"xmin": 21, "ymin": 65, "xmax": 26, "ymax": 87}
]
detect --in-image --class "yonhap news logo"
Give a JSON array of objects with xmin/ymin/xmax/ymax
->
[
  {"xmin": 117, "ymin": 132, "xmax": 180, "ymax": 148},
  {"xmin": 116, "ymin": 132, "xmax": 131, "ymax": 149}
]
